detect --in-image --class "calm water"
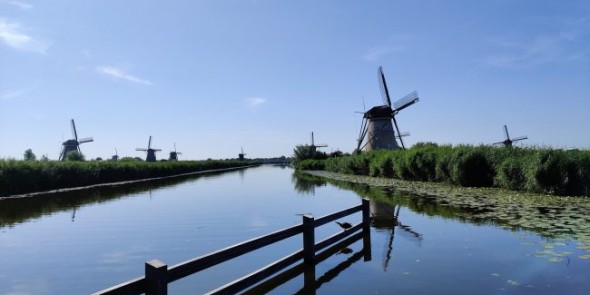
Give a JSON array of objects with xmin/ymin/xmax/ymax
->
[{"xmin": 1, "ymin": 165, "xmax": 589, "ymax": 294}]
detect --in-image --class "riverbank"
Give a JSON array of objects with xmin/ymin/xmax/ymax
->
[
  {"xmin": 296, "ymin": 144, "xmax": 590, "ymax": 196},
  {"xmin": 0, "ymin": 159, "xmax": 258, "ymax": 197}
]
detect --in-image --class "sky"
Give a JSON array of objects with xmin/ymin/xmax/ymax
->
[{"xmin": 1, "ymin": 0, "xmax": 589, "ymax": 161}]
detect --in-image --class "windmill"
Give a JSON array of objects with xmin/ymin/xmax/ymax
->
[
  {"xmin": 59, "ymin": 119, "xmax": 94, "ymax": 161},
  {"xmin": 356, "ymin": 66, "xmax": 419, "ymax": 152},
  {"xmin": 310, "ymin": 132, "xmax": 327, "ymax": 153},
  {"xmin": 169, "ymin": 143, "xmax": 182, "ymax": 161},
  {"xmin": 111, "ymin": 148, "xmax": 119, "ymax": 161},
  {"xmin": 494, "ymin": 125, "xmax": 527, "ymax": 147},
  {"xmin": 136, "ymin": 136, "xmax": 161, "ymax": 162},
  {"xmin": 239, "ymin": 147, "xmax": 246, "ymax": 161}
]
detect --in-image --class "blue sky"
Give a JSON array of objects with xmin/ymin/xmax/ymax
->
[{"xmin": 1, "ymin": 0, "xmax": 589, "ymax": 160}]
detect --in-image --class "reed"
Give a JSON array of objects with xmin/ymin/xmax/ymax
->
[
  {"xmin": 295, "ymin": 144, "xmax": 590, "ymax": 196},
  {"xmin": 0, "ymin": 160, "xmax": 255, "ymax": 197}
]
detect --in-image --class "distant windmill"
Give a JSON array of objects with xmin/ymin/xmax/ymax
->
[
  {"xmin": 356, "ymin": 66, "xmax": 419, "ymax": 152},
  {"xmin": 111, "ymin": 148, "xmax": 119, "ymax": 161},
  {"xmin": 136, "ymin": 136, "xmax": 161, "ymax": 162},
  {"xmin": 494, "ymin": 125, "xmax": 527, "ymax": 147},
  {"xmin": 59, "ymin": 119, "xmax": 93, "ymax": 161},
  {"xmin": 239, "ymin": 147, "xmax": 246, "ymax": 161},
  {"xmin": 169, "ymin": 143, "xmax": 182, "ymax": 161},
  {"xmin": 310, "ymin": 132, "xmax": 327, "ymax": 153}
]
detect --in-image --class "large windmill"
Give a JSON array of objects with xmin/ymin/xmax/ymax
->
[
  {"xmin": 136, "ymin": 136, "xmax": 161, "ymax": 162},
  {"xmin": 238, "ymin": 147, "xmax": 246, "ymax": 161},
  {"xmin": 310, "ymin": 132, "xmax": 327, "ymax": 153},
  {"xmin": 356, "ymin": 66, "xmax": 419, "ymax": 152},
  {"xmin": 494, "ymin": 125, "xmax": 527, "ymax": 147},
  {"xmin": 59, "ymin": 119, "xmax": 94, "ymax": 161},
  {"xmin": 169, "ymin": 143, "xmax": 181, "ymax": 161}
]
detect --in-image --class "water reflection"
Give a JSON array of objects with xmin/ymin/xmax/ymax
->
[
  {"xmin": 0, "ymin": 169, "xmax": 240, "ymax": 228},
  {"xmin": 293, "ymin": 171, "xmax": 590, "ymax": 262},
  {"xmin": 370, "ymin": 199, "xmax": 422, "ymax": 271},
  {"xmin": 291, "ymin": 171, "xmax": 327, "ymax": 195}
]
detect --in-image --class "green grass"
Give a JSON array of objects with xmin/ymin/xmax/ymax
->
[
  {"xmin": 0, "ymin": 160, "xmax": 257, "ymax": 196},
  {"xmin": 295, "ymin": 144, "xmax": 590, "ymax": 196}
]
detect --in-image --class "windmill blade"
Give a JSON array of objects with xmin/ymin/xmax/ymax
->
[
  {"xmin": 492, "ymin": 141, "xmax": 505, "ymax": 146},
  {"xmin": 79, "ymin": 137, "xmax": 93, "ymax": 144},
  {"xmin": 396, "ymin": 132, "xmax": 410, "ymax": 138},
  {"xmin": 71, "ymin": 119, "xmax": 78, "ymax": 140},
  {"xmin": 174, "ymin": 143, "xmax": 177, "ymax": 152},
  {"xmin": 176, "ymin": 152, "xmax": 182, "ymax": 155},
  {"xmin": 241, "ymin": 146, "xmax": 244, "ymax": 154},
  {"xmin": 136, "ymin": 148, "xmax": 148, "ymax": 151},
  {"xmin": 378, "ymin": 66, "xmax": 392, "ymax": 107},
  {"xmin": 392, "ymin": 116, "xmax": 406, "ymax": 149},
  {"xmin": 311, "ymin": 132, "xmax": 315, "ymax": 146},
  {"xmin": 115, "ymin": 148, "xmax": 118, "ymax": 156},
  {"xmin": 148, "ymin": 136, "xmax": 152, "ymax": 149},
  {"xmin": 393, "ymin": 91, "xmax": 419, "ymax": 112},
  {"xmin": 152, "ymin": 149, "xmax": 162, "ymax": 152},
  {"xmin": 356, "ymin": 118, "xmax": 368, "ymax": 151},
  {"xmin": 511, "ymin": 136, "xmax": 528, "ymax": 142},
  {"xmin": 504, "ymin": 125, "xmax": 510, "ymax": 140}
]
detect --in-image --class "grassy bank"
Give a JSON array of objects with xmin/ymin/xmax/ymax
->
[
  {"xmin": 0, "ymin": 160, "xmax": 257, "ymax": 197},
  {"xmin": 296, "ymin": 143, "xmax": 590, "ymax": 196}
]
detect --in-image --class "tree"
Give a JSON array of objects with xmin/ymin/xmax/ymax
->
[
  {"xmin": 24, "ymin": 149, "xmax": 36, "ymax": 161},
  {"xmin": 66, "ymin": 151, "xmax": 85, "ymax": 161},
  {"xmin": 293, "ymin": 145, "xmax": 327, "ymax": 164},
  {"xmin": 40, "ymin": 154, "xmax": 49, "ymax": 161}
]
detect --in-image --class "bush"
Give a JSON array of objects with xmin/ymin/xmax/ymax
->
[{"xmin": 450, "ymin": 150, "xmax": 494, "ymax": 187}]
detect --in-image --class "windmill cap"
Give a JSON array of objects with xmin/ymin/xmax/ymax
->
[{"xmin": 364, "ymin": 105, "xmax": 393, "ymax": 118}]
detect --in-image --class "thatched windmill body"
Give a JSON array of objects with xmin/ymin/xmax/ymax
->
[
  {"xmin": 59, "ymin": 119, "xmax": 93, "ymax": 161},
  {"xmin": 169, "ymin": 143, "xmax": 182, "ymax": 161},
  {"xmin": 136, "ymin": 136, "xmax": 161, "ymax": 162},
  {"xmin": 494, "ymin": 125, "xmax": 527, "ymax": 147},
  {"xmin": 238, "ymin": 147, "xmax": 246, "ymax": 160},
  {"xmin": 356, "ymin": 67, "xmax": 419, "ymax": 152},
  {"xmin": 111, "ymin": 148, "xmax": 119, "ymax": 161}
]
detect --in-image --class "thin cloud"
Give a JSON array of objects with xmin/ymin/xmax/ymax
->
[
  {"xmin": 0, "ymin": 19, "xmax": 48, "ymax": 54},
  {"xmin": 96, "ymin": 66, "xmax": 152, "ymax": 85},
  {"xmin": 1, "ymin": 83, "xmax": 37, "ymax": 100},
  {"xmin": 363, "ymin": 45, "xmax": 405, "ymax": 62},
  {"xmin": 363, "ymin": 34, "xmax": 418, "ymax": 61},
  {"xmin": 1, "ymin": 1, "xmax": 33, "ymax": 10},
  {"xmin": 485, "ymin": 16, "xmax": 589, "ymax": 69},
  {"xmin": 246, "ymin": 97, "xmax": 267, "ymax": 109}
]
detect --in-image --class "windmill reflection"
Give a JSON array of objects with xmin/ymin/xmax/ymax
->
[{"xmin": 370, "ymin": 199, "xmax": 422, "ymax": 271}]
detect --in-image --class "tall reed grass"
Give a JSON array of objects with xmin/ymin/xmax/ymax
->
[
  {"xmin": 0, "ymin": 160, "xmax": 255, "ymax": 196},
  {"xmin": 296, "ymin": 143, "xmax": 590, "ymax": 196}
]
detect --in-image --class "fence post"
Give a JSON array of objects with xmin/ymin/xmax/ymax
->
[
  {"xmin": 303, "ymin": 215, "xmax": 315, "ymax": 265},
  {"xmin": 145, "ymin": 259, "xmax": 168, "ymax": 295},
  {"xmin": 361, "ymin": 198, "xmax": 372, "ymax": 261}
]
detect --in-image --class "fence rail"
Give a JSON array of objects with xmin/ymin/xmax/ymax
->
[{"xmin": 93, "ymin": 199, "xmax": 371, "ymax": 295}]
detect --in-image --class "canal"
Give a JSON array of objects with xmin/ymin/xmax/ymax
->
[{"xmin": 1, "ymin": 165, "xmax": 589, "ymax": 294}]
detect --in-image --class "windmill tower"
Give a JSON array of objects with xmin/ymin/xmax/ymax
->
[
  {"xmin": 239, "ymin": 147, "xmax": 246, "ymax": 161},
  {"xmin": 169, "ymin": 143, "xmax": 182, "ymax": 161},
  {"xmin": 59, "ymin": 119, "xmax": 94, "ymax": 161},
  {"xmin": 356, "ymin": 66, "xmax": 419, "ymax": 152},
  {"xmin": 493, "ymin": 125, "xmax": 527, "ymax": 147},
  {"xmin": 136, "ymin": 136, "xmax": 161, "ymax": 162},
  {"xmin": 111, "ymin": 148, "xmax": 119, "ymax": 161},
  {"xmin": 310, "ymin": 132, "xmax": 327, "ymax": 153}
]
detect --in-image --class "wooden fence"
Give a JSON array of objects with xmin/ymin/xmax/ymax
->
[{"xmin": 93, "ymin": 198, "xmax": 371, "ymax": 295}]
